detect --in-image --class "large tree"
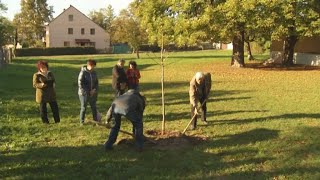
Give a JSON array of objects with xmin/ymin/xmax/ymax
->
[
  {"xmin": 0, "ymin": 0, "xmax": 7, "ymax": 12},
  {"xmin": 179, "ymin": 0, "xmax": 265, "ymax": 67},
  {"xmin": 14, "ymin": 0, "xmax": 53, "ymax": 47},
  {"xmin": 0, "ymin": 17, "xmax": 14, "ymax": 46},
  {"xmin": 0, "ymin": 1, "xmax": 14, "ymax": 47},
  {"xmin": 88, "ymin": 5, "xmax": 115, "ymax": 45},
  {"xmin": 112, "ymin": 9, "xmax": 147, "ymax": 58},
  {"xmin": 269, "ymin": 0, "xmax": 320, "ymax": 65}
]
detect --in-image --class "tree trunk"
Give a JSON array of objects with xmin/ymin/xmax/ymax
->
[
  {"xmin": 160, "ymin": 38, "xmax": 165, "ymax": 135},
  {"xmin": 0, "ymin": 48, "xmax": 3, "ymax": 68},
  {"xmin": 231, "ymin": 30, "xmax": 245, "ymax": 67},
  {"xmin": 13, "ymin": 28, "xmax": 18, "ymax": 57},
  {"xmin": 136, "ymin": 49, "xmax": 140, "ymax": 59},
  {"xmin": 246, "ymin": 41, "xmax": 254, "ymax": 61},
  {"xmin": 282, "ymin": 35, "xmax": 298, "ymax": 66}
]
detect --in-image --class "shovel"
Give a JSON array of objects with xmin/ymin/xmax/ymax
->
[
  {"xmin": 105, "ymin": 122, "xmax": 157, "ymax": 144},
  {"xmin": 182, "ymin": 99, "xmax": 207, "ymax": 135}
]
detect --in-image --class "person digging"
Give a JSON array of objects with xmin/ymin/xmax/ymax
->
[
  {"xmin": 189, "ymin": 72, "xmax": 211, "ymax": 130},
  {"xmin": 104, "ymin": 89, "xmax": 146, "ymax": 152}
]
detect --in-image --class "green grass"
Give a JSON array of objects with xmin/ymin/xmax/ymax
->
[{"xmin": 1, "ymin": 50, "xmax": 320, "ymax": 179}]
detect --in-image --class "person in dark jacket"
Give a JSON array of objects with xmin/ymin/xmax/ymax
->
[
  {"xmin": 78, "ymin": 59, "xmax": 99, "ymax": 125},
  {"xmin": 112, "ymin": 59, "xmax": 128, "ymax": 97},
  {"xmin": 105, "ymin": 90, "xmax": 146, "ymax": 151},
  {"xmin": 33, "ymin": 60, "xmax": 60, "ymax": 123},
  {"xmin": 189, "ymin": 72, "xmax": 212, "ymax": 130}
]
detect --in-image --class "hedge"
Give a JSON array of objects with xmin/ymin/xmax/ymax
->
[{"xmin": 15, "ymin": 47, "xmax": 96, "ymax": 57}]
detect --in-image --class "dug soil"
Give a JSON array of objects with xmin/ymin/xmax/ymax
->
[{"xmin": 117, "ymin": 130, "xmax": 208, "ymax": 150}]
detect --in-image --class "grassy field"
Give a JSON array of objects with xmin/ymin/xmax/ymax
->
[{"xmin": 1, "ymin": 50, "xmax": 320, "ymax": 179}]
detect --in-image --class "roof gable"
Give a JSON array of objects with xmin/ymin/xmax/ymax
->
[{"xmin": 48, "ymin": 5, "xmax": 106, "ymax": 32}]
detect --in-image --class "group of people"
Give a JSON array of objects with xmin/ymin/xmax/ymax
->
[
  {"xmin": 32, "ymin": 58, "xmax": 211, "ymax": 151},
  {"xmin": 32, "ymin": 59, "xmax": 141, "ymax": 124}
]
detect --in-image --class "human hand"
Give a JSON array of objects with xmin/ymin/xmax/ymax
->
[
  {"xmin": 41, "ymin": 83, "xmax": 47, "ymax": 88},
  {"xmin": 194, "ymin": 106, "xmax": 199, "ymax": 115},
  {"xmin": 90, "ymin": 89, "xmax": 96, "ymax": 96}
]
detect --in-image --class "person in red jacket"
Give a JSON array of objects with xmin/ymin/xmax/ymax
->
[{"xmin": 126, "ymin": 61, "xmax": 141, "ymax": 91}]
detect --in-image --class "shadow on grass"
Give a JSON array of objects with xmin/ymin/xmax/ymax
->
[
  {"xmin": 212, "ymin": 113, "xmax": 320, "ymax": 126},
  {"xmin": 207, "ymin": 109, "xmax": 268, "ymax": 117},
  {"xmin": 1, "ymin": 128, "xmax": 281, "ymax": 179}
]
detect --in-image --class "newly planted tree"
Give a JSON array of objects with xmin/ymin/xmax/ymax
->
[{"xmin": 132, "ymin": 0, "xmax": 175, "ymax": 134}]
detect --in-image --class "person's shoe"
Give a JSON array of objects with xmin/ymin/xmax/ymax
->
[
  {"xmin": 190, "ymin": 125, "xmax": 196, "ymax": 130},
  {"xmin": 80, "ymin": 122, "xmax": 84, "ymax": 126},
  {"xmin": 202, "ymin": 120, "xmax": 208, "ymax": 125}
]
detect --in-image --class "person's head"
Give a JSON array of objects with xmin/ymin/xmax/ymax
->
[
  {"xmin": 37, "ymin": 60, "xmax": 49, "ymax": 73},
  {"xmin": 87, "ymin": 59, "xmax": 96, "ymax": 71},
  {"xmin": 128, "ymin": 61, "xmax": 137, "ymax": 69},
  {"xmin": 117, "ymin": 59, "xmax": 125, "ymax": 68},
  {"xmin": 195, "ymin": 72, "xmax": 205, "ymax": 84}
]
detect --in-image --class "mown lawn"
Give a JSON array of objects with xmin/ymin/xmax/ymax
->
[{"xmin": 1, "ymin": 50, "xmax": 320, "ymax": 179}]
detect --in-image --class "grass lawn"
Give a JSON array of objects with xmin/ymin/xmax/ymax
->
[{"xmin": 1, "ymin": 50, "xmax": 320, "ymax": 179}]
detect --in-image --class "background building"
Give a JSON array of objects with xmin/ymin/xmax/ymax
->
[
  {"xmin": 45, "ymin": 5, "xmax": 110, "ymax": 53},
  {"xmin": 270, "ymin": 37, "xmax": 320, "ymax": 66}
]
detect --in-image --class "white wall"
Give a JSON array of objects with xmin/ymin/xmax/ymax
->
[
  {"xmin": 270, "ymin": 51, "xmax": 320, "ymax": 66},
  {"xmin": 46, "ymin": 6, "xmax": 110, "ymax": 51}
]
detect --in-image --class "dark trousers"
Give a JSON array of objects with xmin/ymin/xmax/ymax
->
[
  {"xmin": 40, "ymin": 101, "xmax": 60, "ymax": 123},
  {"xmin": 79, "ymin": 94, "xmax": 97, "ymax": 123},
  {"xmin": 191, "ymin": 98, "xmax": 207, "ymax": 128},
  {"xmin": 105, "ymin": 111, "xmax": 144, "ymax": 149}
]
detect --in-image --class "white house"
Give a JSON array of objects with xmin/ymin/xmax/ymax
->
[{"xmin": 45, "ymin": 5, "xmax": 110, "ymax": 52}]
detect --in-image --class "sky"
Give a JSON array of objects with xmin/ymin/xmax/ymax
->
[{"xmin": 2, "ymin": 0, "xmax": 134, "ymax": 20}]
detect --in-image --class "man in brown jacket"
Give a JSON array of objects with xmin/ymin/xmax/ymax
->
[{"xmin": 189, "ymin": 72, "xmax": 211, "ymax": 130}]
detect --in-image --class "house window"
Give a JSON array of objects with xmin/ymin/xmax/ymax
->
[
  {"xmin": 90, "ymin": 28, "xmax": 95, "ymax": 35},
  {"xmin": 64, "ymin": 41, "xmax": 70, "ymax": 47},
  {"xmin": 68, "ymin": 28, "xmax": 73, "ymax": 34},
  {"xmin": 69, "ymin": 15, "xmax": 73, "ymax": 21},
  {"xmin": 81, "ymin": 28, "xmax": 85, "ymax": 35}
]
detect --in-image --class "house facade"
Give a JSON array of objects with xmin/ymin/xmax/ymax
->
[
  {"xmin": 270, "ymin": 37, "xmax": 320, "ymax": 65},
  {"xmin": 46, "ymin": 5, "xmax": 110, "ymax": 52}
]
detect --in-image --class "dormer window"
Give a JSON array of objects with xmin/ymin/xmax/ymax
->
[{"xmin": 69, "ymin": 15, "xmax": 73, "ymax": 21}]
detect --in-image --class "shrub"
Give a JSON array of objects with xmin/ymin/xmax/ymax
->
[{"xmin": 15, "ymin": 47, "xmax": 96, "ymax": 57}]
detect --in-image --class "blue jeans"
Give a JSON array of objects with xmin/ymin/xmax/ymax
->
[
  {"xmin": 79, "ymin": 94, "xmax": 97, "ymax": 123},
  {"xmin": 105, "ymin": 110, "xmax": 143, "ymax": 149}
]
